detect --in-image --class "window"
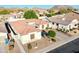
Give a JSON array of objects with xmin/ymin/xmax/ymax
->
[
  {"xmin": 52, "ymin": 22, "xmax": 54, "ymax": 25},
  {"xmin": 35, "ymin": 26, "xmax": 38, "ymax": 28},
  {"xmin": 56, "ymin": 23, "xmax": 59, "ymax": 26},
  {"xmin": 30, "ymin": 34, "xmax": 35, "ymax": 39},
  {"xmin": 75, "ymin": 24, "xmax": 77, "ymax": 26}
]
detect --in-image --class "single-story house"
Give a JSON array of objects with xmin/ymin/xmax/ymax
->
[
  {"xmin": 0, "ymin": 11, "xmax": 24, "ymax": 22},
  {"xmin": 0, "ymin": 19, "xmax": 51, "ymax": 44},
  {"xmin": 10, "ymin": 11, "xmax": 24, "ymax": 19},
  {"xmin": 49, "ymin": 12, "xmax": 79, "ymax": 31},
  {"xmin": 0, "ymin": 14, "xmax": 10, "ymax": 22},
  {"xmin": 24, "ymin": 19, "xmax": 51, "ymax": 30}
]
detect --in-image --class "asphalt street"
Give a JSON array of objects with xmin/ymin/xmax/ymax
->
[{"xmin": 48, "ymin": 38, "xmax": 79, "ymax": 53}]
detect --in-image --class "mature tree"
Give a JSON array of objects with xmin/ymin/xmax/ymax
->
[{"xmin": 23, "ymin": 10, "xmax": 38, "ymax": 19}]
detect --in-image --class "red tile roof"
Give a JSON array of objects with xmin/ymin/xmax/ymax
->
[
  {"xmin": 10, "ymin": 20, "xmax": 41, "ymax": 35},
  {"xmin": 0, "ymin": 19, "xmax": 48, "ymax": 35}
]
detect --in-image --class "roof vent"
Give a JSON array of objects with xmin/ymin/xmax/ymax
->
[{"xmin": 62, "ymin": 18, "xmax": 65, "ymax": 21}]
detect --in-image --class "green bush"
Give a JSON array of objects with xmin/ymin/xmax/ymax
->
[
  {"xmin": 46, "ymin": 27, "xmax": 52, "ymax": 30},
  {"xmin": 23, "ymin": 10, "xmax": 38, "ymax": 19},
  {"xmin": 48, "ymin": 30, "xmax": 56, "ymax": 37},
  {"xmin": 51, "ymin": 13, "xmax": 56, "ymax": 16},
  {"xmin": 46, "ymin": 27, "xmax": 49, "ymax": 30},
  {"xmin": 27, "ymin": 43, "xmax": 32, "ymax": 49},
  {"xmin": 70, "ymin": 29, "xmax": 73, "ymax": 31}
]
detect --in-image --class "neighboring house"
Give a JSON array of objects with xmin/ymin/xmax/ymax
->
[
  {"xmin": 10, "ymin": 12, "xmax": 24, "ymax": 19},
  {"xmin": 32, "ymin": 8, "xmax": 49, "ymax": 17},
  {"xmin": 24, "ymin": 19, "xmax": 51, "ymax": 30},
  {"xmin": 0, "ymin": 11, "xmax": 24, "ymax": 23},
  {"xmin": 49, "ymin": 12, "xmax": 79, "ymax": 31},
  {"xmin": 0, "ymin": 14, "xmax": 10, "ymax": 22},
  {"xmin": 5, "ymin": 12, "xmax": 24, "ymax": 22},
  {"xmin": 7, "ymin": 17, "xmax": 25, "ymax": 22}
]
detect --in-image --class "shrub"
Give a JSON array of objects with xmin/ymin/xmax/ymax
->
[
  {"xmin": 48, "ymin": 30, "xmax": 56, "ymax": 37},
  {"xmin": 74, "ymin": 31, "xmax": 77, "ymax": 33},
  {"xmin": 46, "ymin": 27, "xmax": 52, "ymax": 30},
  {"xmin": 46, "ymin": 27, "xmax": 49, "ymax": 30},
  {"xmin": 27, "ymin": 43, "xmax": 32, "ymax": 49},
  {"xmin": 70, "ymin": 29, "xmax": 73, "ymax": 31},
  {"xmin": 51, "ymin": 13, "xmax": 56, "ymax": 16},
  {"xmin": 51, "ymin": 38, "xmax": 56, "ymax": 42},
  {"xmin": 45, "ymin": 14, "xmax": 52, "ymax": 17}
]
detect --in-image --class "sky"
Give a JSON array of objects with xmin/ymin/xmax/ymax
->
[{"xmin": 0, "ymin": 5, "xmax": 79, "ymax": 9}]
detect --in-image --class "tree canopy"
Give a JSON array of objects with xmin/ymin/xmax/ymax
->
[{"xmin": 23, "ymin": 10, "xmax": 38, "ymax": 19}]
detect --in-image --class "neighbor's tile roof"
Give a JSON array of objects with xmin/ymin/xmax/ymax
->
[
  {"xmin": 49, "ymin": 12, "xmax": 79, "ymax": 25},
  {"xmin": 24, "ymin": 19, "xmax": 48, "ymax": 25}
]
